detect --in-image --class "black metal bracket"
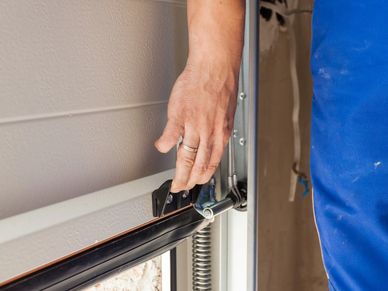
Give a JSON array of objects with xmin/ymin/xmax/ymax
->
[
  {"xmin": 152, "ymin": 180, "xmax": 202, "ymax": 217},
  {"xmin": 231, "ymin": 179, "xmax": 248, "ymax": 211},
  {"xmin": 152, "ymin": 178, "xmax": 247, "ymax": 220}
]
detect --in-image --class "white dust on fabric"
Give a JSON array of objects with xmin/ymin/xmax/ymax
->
[{"xmin": 374, "ymin": 161, "xmax": 382, "ymax": 169}]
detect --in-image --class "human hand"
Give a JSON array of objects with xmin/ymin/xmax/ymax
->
[
  {"xmin": 155, "ymin": 59, "xmax": 239, "ymax": 192},
  {"xmin": 154, "ymin": 0, "xmax": 245, "ymax": 192}
]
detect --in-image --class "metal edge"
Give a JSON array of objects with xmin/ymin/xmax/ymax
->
[
  {"xmin": 1, "ymin": 207, "xmax": 207, "ymax": 291},
  {"xmin": 170, "ymin": 248, "xmax": 177, "ymax": 291},
  {"xmin": 246, "ymin": 0, "xmax": 259, "ymax": 290}
]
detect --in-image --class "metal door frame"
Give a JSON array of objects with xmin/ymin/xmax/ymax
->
[{"xmin": 247, "ymin": 0, "xmax": 260, "ymax": 290}]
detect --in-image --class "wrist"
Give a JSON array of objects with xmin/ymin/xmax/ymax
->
[
  {"xmin": 183, "ymin": 54, "xmax": 239, "ymax": 98},
  {"xmin": 186, "ymin": 0, "xmax": 245, "ymax": 69}
]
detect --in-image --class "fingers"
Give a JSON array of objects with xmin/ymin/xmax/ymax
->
[
  {"xmin": 202, "ymin": 140, "xmax": 226, "ymax": 184},
  {"xmin": 171, "ymin": 120, "xmax": 230, "ymax": 191},
  {"xmin": 201, "ymin": 120, "xmax": 231, "ymax": 183},
  {"xmin": 154, "ymin": 119, "xmax": 182, "ymax": 153},
  {"xmin": 172, "ymin": 133, "xmax": 227, "ymax": 191},
  {"xmin": 186, "ymin": 138, "xmax": 212, "ymax": 189},
  {"xmin": 170, "ymin": 129, "xmax": 200, "ymax": 192}
]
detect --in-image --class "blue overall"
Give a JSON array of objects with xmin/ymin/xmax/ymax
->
[{"xmin": 311, "ymin": 1, "xmax": 388, "ymax": 290}]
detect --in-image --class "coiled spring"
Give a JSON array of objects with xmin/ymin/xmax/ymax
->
[{"xmin": 192, "ymin": 224, "xmax": 212, "ymax": 291}]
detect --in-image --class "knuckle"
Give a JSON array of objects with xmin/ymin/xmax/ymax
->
[
  {"xmin": 192, "ymin": 163, "xmax": 208, "ymax": 174},
  {"xmin": 199, "ymin": 124, "xmax": 210, "ymax": 137},
  {"xmin": 213, "ymin": 147, "xmax": 224, "ymax": 158},
  {"xmin": 200, "ymin": 137, "xmax": 211, "ymax": 148},
  {"xmin": 167, "ymin": 117, "xmax": 183, "ymax": 130},
  {"xmin": 197, "ymin": 165, "xmax": 217, "ymax": 184},
  {"xmin": 207, "ymin": 163, "xmax": 218, "ymax": 172},
  {"xmin": 202, "ymin": 141, "xmax": 213, "ymax": 153},
  {"xmin": 182, "ymin": 155, "xmax": 195, "ymax": 168}
]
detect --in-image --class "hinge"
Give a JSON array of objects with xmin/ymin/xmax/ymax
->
[
  {"xmin": 194, "ymin": 178, "xmax": 247, "ymax": 219},
  {"xmin": 152, "ymin": 178, "xmax": 247, "ymax": 220}
]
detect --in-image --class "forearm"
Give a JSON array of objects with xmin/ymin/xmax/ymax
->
[{"xmin": 186, "ymin": 0, "xmax": 245, "ymax": 69}]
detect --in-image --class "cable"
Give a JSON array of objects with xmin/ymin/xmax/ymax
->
[
  {"xmin": 260, "ymin": 2, "xmax": 312, "ymax": 16},
  {"xmin": 260, "ymin": 0, "xmax": 312, "ymax": 201}
]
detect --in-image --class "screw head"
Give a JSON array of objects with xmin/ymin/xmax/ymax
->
[
  {"xmin": 233, "ymin": 129, "xmax": 238, "ymax": 138},
  {"xmin": 182, "ymin": 190, "xmax": 189, "ymax": 199},
  {"xmin": 166, "ymin": 194, "xmax": 174, "ymax": 204},
  {"xmin": 239, "ymin": 138, "xmax": 246, "ymax": 146},
  {"xmin": 239, "ymin": 92, "xmax": 246, "ymax": 100}
]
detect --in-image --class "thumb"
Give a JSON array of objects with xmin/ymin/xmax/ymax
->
[{"xmin": 155, "ymin": 120, "xmax": 182, "ymax": 153}]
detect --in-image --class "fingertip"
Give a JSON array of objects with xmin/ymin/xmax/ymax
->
[
  {"xmin": 154, "ymin": 138, "xmax": 174, "ymax": 153},
  {"xmin": 170, "ymin": 180, "xmax": 180, "ymax": 193},
  {"xmin": 155, "ymin": 121, "xmax": 181, "ymax": 153},
  {"xmin": 199, "ymin": 174, "xmax": 212, "ymax": 185},
  {"xmin": 186, "ymin": 183, "xmax": 196, "ymax": 191},
  {"xmin": 154, "ymin": 139, "xmax": 165, "ymax": 153}
]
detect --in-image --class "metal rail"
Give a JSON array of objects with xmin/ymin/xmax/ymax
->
[{"xmin": 247, "ymin": 0, "xmax": 260, "ymax": 290}]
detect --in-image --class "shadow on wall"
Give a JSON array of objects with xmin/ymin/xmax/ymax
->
[{"xmin": 258, "ymin": 0, "xmax": 328, "ymax": 290}]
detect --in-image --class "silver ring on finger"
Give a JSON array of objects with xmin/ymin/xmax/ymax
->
[{"xmin": 181, "ymin": 143, "xmax": 198, "ymax": 153}]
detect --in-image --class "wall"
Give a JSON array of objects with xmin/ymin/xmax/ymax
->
[
  {"xmin": 0, "ymin": 0, "xmax": 187, "ymax": 219},
  {"xmin": 258, "ymin": 0, "xmax": 328, "ymax": 290}
]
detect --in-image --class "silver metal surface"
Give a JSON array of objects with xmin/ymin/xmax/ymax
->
[
  {"xmin": 193, "ymin": 178, "xmax": 234, "ymax": 220},
  {"xmin": 166, "ymin": 194, "xmax": 174, "ymax": 204},
  {"xmin": 202, "ymin": 198, "xmax": 234, "ymax": 220},
  {"xmin": 239, "ymin": 92, "xmax": 247, "ymax": 100},
  {"xmin": 202, "ymin": 208, "xmax": 214, "ymax": 220},
  {"xmin": 246, "ymin": 0, "xmax": 260, "ymax": 290},
  {"xmin": 228, "ymin": 137, "xmax": 236, "ymax": 179},
  {"xmin": 239, "ymin": 137, "xmax": 246, "ymax": 146}
]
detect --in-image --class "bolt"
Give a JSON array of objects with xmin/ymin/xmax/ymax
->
[
  {"xmin": 239, "ymin": 92, "xmax": 246, "ymax": 100},
  {"xmin": 203, "ymin": 208, "xmax": 214, "ymax": 220},
  {"xmin": 239, "ymin": 137, "xmax": 246, "ymax": 146},
  {"xmin": 182, "ymin": 190, "xmax": 189, "ymax": 199},
  {"xmin": 166, "ymin": 194, "xmax": 174, "ymax": 204}
]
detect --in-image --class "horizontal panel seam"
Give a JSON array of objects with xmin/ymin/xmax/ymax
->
[
  {"xmin": 143, "ymin": 0, "xmax": 186, "ymax": 8},
  {"xmin": 0, "ymin": 100, "xmax": 168, "ymax": 126}
]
